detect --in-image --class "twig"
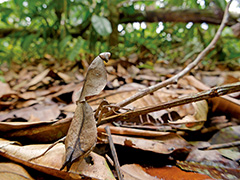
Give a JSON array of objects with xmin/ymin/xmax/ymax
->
[
  {"xmin": 198, "ymin": 140, "xmax": 240, "ymax": 150},
  {"xmin": 105, "ymin": 126, "xmax": 123, "ymax": 180},
  {"xmin": 29, "ymin": 136, "xmax": 66, "ymax": 161},
  {"xmin": 102, "ymin": 0, "xmax": 232, "ymax": 118},
  {"xmin": 99, "ymin": 82, "xmax": 240, "ymax": 125}
]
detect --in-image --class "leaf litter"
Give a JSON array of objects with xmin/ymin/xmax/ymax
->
[
  {"xmin": 0, "ymin": 8, "xmax": 240, "ymax": 178},
  {"xmin": 0, "ymin": 50, "xmax": 239, "ymax": 179}
]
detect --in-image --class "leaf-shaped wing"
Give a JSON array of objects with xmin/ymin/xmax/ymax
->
[
  {"xmin": 62, "ymin": 101, "xmax": 97, "ymax": 170},
  {"xmin": 79, "ymin": 53, "xmax": 109, "ymax": 102}
]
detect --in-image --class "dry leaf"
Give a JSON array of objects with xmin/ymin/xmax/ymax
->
[
  {"xmin": 184, "ymin": 75, "xmax": 240, "ymax": 118},
  {"xmin": 0, "ymin": 139, "xmax": 115, "ymax": 179},
  {"xmin": 121, "ymin": 164, "xmax": 159, "ymax": 180},
  {"xmin": 101, "ymin": 133, "xmax": 190, "ymax": 155},
  {"xmin": 26, "ymin": 69, "xmax": 50, "ymax": 88},
  {"xmin": 0, "ymin": 162, "xmax": 34, "ymax": 180},
  {"xmin": 146, "ymin": 164, "xmax": 213, "ymax": 180},
  {"xmin": 1, "ymin": 118, "xmax": 71, "ymax": 143},
  {"xmin": 0, "ymin": 103, "xmax": 60, "ymax": 122},
  {"xmin": 177, "ymin": 161, "xmax": 240, "ymax": 180},
  {"xmin": 169, "ymin": 100, "xmax": 208, "ymax": 131}
]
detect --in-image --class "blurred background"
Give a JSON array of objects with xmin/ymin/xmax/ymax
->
[{"xmin": 0, "ymin": 0, "xmax": 239, "ymax": 69}]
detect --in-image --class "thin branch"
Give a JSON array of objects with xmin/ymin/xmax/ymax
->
[
  {"xmin": 105, "ymin": 126, "xmax": 123, "ymax": 180},
  {"xmin": 99, "ymin": 82, "xmax": 240, "ymax": 125},
  {"xmin": 198, "ymin": 140, "xmax": 240, "ymax": 150},
  {"xmin": 102, "ymin": 0, "xmax": 232, "ymax": 120}
]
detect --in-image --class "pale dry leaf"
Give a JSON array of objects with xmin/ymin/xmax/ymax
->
[
  {"xmin": 0, "ymin": 103, "xmax": 60, "ymax": 122},
  {"xmin": 121, "ymin": 164, "xmax": 159, "ymax": 180},
  {"xmin": 106, "ymin": 133, "xmax": 190, "ymax": 154},
  {"xmin": 169, "ymin": 100, "xmax": 208, "ymax": 131},
  {"xmin": 26, "ymin": 69, "xmax": 50, "ymax": 88},
  {"xmin": 0, "ymin": 81, "xmax": 16, "ymax": 97},
  {"xmin": 0, "ymin": 162, "xmax": 34, "ymax": 180},
  {"xmin": 0, "ymin": 139, "xmax": 115, "ymax": 179}
]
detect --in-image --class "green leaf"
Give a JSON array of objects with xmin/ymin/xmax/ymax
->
[
  {"xmin": 214, "ymin": 0, "xmax": 226, "ymax": 10},
  {"xmin": 21, "ymin": 34, "xmax": 37, "ymax": 50},
  {"xmin": 59, "ymin": 35, "xmax": 72, "ymax": 53},
  {"xmin": 68, "ymin": 38, "xmax": 82, "ymax": 61},
  {"xmin": 91, "ymin": 15, "xmax": 112, "ymax": 36}
]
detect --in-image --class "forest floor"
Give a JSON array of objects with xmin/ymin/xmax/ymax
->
[{"xmin": 0, "ymin": 54, "xmax": 240, "ymax": 180}]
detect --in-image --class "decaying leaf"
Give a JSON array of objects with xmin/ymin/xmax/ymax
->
[
  {"xmin": 0, "ymin": 162, "xmax": 34, "ymax": 180},
  {"xmin": 169, "ymin": 100, "xmax": 208, "ymax": 131},
  {"xmin": 62, "ymin": 52, "xmax": 110, "ymax": 170},
  {"xmin": 101, "ymin": 133, "xmax": 190, "ymax": 155},
  {"xmin": 177, "ymin": 161, "xmax": 240, "ymax": 180},
  {"xmin": 0, "ymin": 138, "xmax": 115, "ymax": 179},
  {"xmin": 121, "ymin": 164, "xmax": 158, "ymax": 180}
]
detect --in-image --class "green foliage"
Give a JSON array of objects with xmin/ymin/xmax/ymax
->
[
  {"xmin": 0, "ymin": 0, "xmax": 239, "ymax": 69},
  {"xmin": 91, "ymin": 15, "xmax": 112, "ymax": 36}
]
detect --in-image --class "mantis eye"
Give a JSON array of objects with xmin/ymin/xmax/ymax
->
[{"xmin": 99, "ymin": 52, "xmax": 111, "ymax": 62}]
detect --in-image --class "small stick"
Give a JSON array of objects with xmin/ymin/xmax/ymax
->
[
  {"xmin": 99, "ymin": 82, "xmax": 240, "ymax": 125},
  {"xmin": 105, "ymin": 126, "xmax": 123, "ymax": 180},
  {"xmin": 29, "ymin": 136, "xmax": 66, "ymax": 161},
  {"xmin": 102, "ymin": 0, "xmax": 232, "ymax": 118},
  {"xmin": 198, "ymin": 140, "xmax": 240, "ymax": 150}
]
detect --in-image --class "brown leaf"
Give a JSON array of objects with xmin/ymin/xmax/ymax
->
[
  {"xmin": 26, "ymin": 69, "xmax": 50, "ymax": 88},
  {"xmin": 1, "ymin": 118, "xmax": 71, "ymax": 143},
  {"xmin": 101, "ymin": 133, "xmax": 190, "ymax": 155},
  {"xmin": 169, "ymin": 100, "xmax": 208, "ymax": 131},
  {"xmin": 121, "ymin": 164, "xmax": 159, "ymax": 180},
  {"xmin": 0, "ymin": 139, "xmax": 115, "ymax": 179},
  {"xmin": 0, "ymin": 162, "xmax": 34, "ymax": 180},
  {"xmin": 0, "ymin": 81, "xmax": 16, "ymax": 97},
  {"xmin": 184, "ymin": 75, "xmax": 240, "ymax": 118},
  {"xmin": 177, "ymin": 161, "xmax": 240, "ymax": 180},
  {"xmin": 146, "ymin": 164, "xmax": 214, "ymax": 180},
  {"xmin": 0, "ymin": 103, "xmax": 60, "ymax": 122}
]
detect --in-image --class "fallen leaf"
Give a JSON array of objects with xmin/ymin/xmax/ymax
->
[
  {"xmin": 208, "ymin": 125, "xmax": 240, "ymax": 144},
  {"xmin": 185, "ymin": 75, "xmax": 240, "ymax": 118},
  {"xmin": 0, "ymin": 103, "xmax": 61, "ymax": 122},
  {"xmin": 0, "ymin": 162, "xmax": 34, "ymax": 180},
  {"xmin": 186, "ymin": 147, "xmax": 238, "ymax": 168},
  {"xmin": 169, "ymin": 100, "xmax": 208, "ymax": 131},
  {"xmin": 1, "ymin": 118, "xmax": 71, "ymax": 143},
  {"xmin": 26, "ymin": 69, "xmax": 50, "ymax": 88},
  {"xmin": 0, "ymin": 139, "xmax": 115, "ymax": 179},
  {"xmin": 121, "ymin": 164, "xmax": 159, "ymax": 180},
  {"xmin": 177, "ymin": 161, "xmax": 240, "ymax": 180},
  {"xmin": 145, "ymin": 164, "xmax": 213, "ymax": 180},
  {"xmin": 0, "ymin": 81, "xmax": 16, "ymax": 97},
  {"xmin": 102, "ymin": 133, "xmax": 190, "ymax": 155}
]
